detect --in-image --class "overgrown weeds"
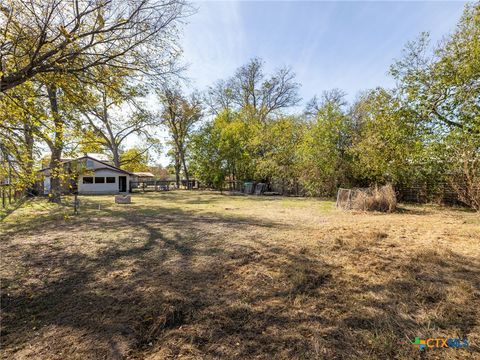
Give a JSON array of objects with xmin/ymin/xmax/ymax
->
[{"xmin": 351, "ymin": 184, "xmax": 397, "ymax": 212}]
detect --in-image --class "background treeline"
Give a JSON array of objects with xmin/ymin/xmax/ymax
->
[
  {"xmin": 189, "ymin": 3, "xmax": 479, "ymax": 209},
  {"xmin": 1, "ymin": 1, "xmax": 479, "ymax": 210}
]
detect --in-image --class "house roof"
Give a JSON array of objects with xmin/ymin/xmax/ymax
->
[
  {"xmin": 93, "ymin": 167, "xmax": 133, "ymax": 175},
  {"xmin": 133, "ymin": 172, "xmax": 155, "ymax": 178},
  {"xmin": 38, "ymin": 155, "xmax": 134, "ymax": 176},
  {"xmin": 164, "ymin": 175, "xmax": 197, "ymax": 181},
  {"xmin": 85, "ymin": 153, "xmax": 110, "ymax": 162}
]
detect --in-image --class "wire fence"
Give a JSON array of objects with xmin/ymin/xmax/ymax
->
[
  {"xmin": 221, "ymin": 179, "xmax": 470, "ymax": 207},
  {"xmin": 129, "ymin": 179, "xmax": 200, "ymax": 192},
  {"xmin": 395, "ymin": 182, "xmax": 465, "ymax": 205}
]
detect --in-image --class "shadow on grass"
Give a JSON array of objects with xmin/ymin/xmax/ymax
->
[
  {"xmin": 1, "ymin": 196, "xmax": 479, "ymax": 359},
  {"xmin": 1, "ymin": 200, "xmax": 294, "ymax": 358},
  {"xmin": 0, "ymin": 196, "xmax": 29, "ymax": 222}
]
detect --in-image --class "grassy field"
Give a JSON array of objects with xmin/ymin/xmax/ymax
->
[{"xmin": 1, "ymin": 191, "xmax": 479, "ymax": 359}]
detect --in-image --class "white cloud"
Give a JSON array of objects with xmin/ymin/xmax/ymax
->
[{"xmin": 181, "ymin": 0, "xmax": 246, "ymax": 89}]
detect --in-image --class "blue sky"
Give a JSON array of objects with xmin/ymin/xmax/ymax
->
[
  {"xmin": 147, "ymin": 0, "xmax": 468, "ymax": 165},
  {"xmin": 180, "ymin": 1, "xmax": 467, "ymax": 104}
]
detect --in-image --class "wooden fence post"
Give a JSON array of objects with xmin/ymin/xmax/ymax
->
[{"xmin": 73, "ymin": 194, "xmax": 79, "ymax": 215}]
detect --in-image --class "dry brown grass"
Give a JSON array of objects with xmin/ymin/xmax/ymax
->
[
  {"xmin": 1, "ymin": 191, "xmax": 479, "ymax": 359},
  {"xmin": 350, "ymin": 184, "xmax": 397, "ymax": 212}
]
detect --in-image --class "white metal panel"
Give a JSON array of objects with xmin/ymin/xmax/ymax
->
[
  {"xmin": 44, "ymin": 177, "xmax": 50, "ymax": 195},
  {"xmin": 78, "ymin": 170, "xmax": 129, "ymax": 194}
]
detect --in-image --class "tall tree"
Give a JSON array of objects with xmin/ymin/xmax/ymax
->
[
  {"xmin": 256, "ymin": 116, "xmax": 305, "ymax": 192},
  {"xmin": 74, "ymin": 76, "xmax": 157, "ymax": 168},
  {"xmin": 206, "ymin": 58, "xmax": 301, "ymax": 122},
  {"xmin": 1, "ymin": 0, "xmax": 190, "ymax": 202},
  {"xmin": 349, "ymin": 88, "xmax": 424, "ymax": 186},
  {"xmin": 4, "ymin": 78, "xmax": 80, "ymax": 202},
  {"xmin": 189, "ymin": 109, "xmax": 257, "ymax": 189},
  {"xmin": 298, "ymin": 91, "xmax": 353, "ymax": 196},
  {"xmin": 390, "ymin": 2, "xmax": 480, "ymax": 206},
  {"xmin": 159, "ymin": 88, "xmax": 202, "ymax": 187},
  {"xmin": 390, "ymin": 2, "xmax": 480, "ymax": 134}
]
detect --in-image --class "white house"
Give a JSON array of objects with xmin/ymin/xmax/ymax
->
[{"xmin": 39, "ymin": 154, "xmax": 134, "ymax": 195}]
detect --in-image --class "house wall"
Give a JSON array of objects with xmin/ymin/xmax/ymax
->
[
  {"xmin": 39, "ymin": 176, "xmax": 77, "ymax": 195},
  {"xmin": 38, "ymin": 157, "xmax": 132, "ymax": 195},
  {"xmin": 78, "ymin": 169, "xmax": 129, "ymax": 194},
  {"xmin": 43, "ymin": 177, "xmax": 50, "ymax": 195}
]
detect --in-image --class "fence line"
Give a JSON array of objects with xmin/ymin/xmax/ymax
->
[
  {"xmin": 219, "ymin": 179, "xmax": 469, "ymax": 206},
  {"xmin": 129, "ymin": 179, "xmax": 200, "ymax": 193}
]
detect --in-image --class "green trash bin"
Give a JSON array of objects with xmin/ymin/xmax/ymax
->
[{"xmin": 244, "ymin": 182, "xmax": 254, "ymax": 194}]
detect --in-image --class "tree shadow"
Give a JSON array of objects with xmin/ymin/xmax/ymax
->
[
  {"xmin": 1, "ymin": 201, "xmax": 293, "ymax": 358},
  {"xmin": 1, "ymin": 197, "xmax": 479, "ymax": 359},
  {"xmin": 0, "ymin": 196, "xmax": 30, "ymax": 221}
]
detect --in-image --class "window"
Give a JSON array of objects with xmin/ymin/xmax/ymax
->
[
  {"xmin": 106, "ymin": 177, "xmax": 115, "ymax": 183},
  {"xmin": 94, "ymin": 177, "xmax": 105, "ymax": 183},
  {"xmin": 83, "ymin": 177, "xmax": 93, "ymax": 184},
  {"xmin": 86, "ymin": 159, "xmax": 94, "ymax": 169}
]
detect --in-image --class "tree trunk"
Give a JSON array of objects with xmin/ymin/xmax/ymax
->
[
  {"xmin": 49, "ymin": 147, "xmax": 62, "ymax": 203},
  {"xmin": 47, "ymin": 86, "xmax": 64, "ymax": 203},
  {"xmin": 23, "ymin": 122, "xmax": 35, "ymax": 192},
  {"xmin": 174, "ymin": 152, "xmax": 181, "ymax": 188},
  {"xmin": 180, "ymin": 148, "xmax": 189, "ymax": 189},
  {"xmin": 112, "ymin": 146, "xmax": 121, "ymax": 168}
]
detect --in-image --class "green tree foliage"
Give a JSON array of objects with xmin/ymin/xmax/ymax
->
[
  {"xmin": 447, "ymin": 132, "xmax": 480, "ymax": 210},
  {"xmin": 191, "ymin": 58, "xmax": 302, "ymax": 190},
  {"xmin": 0, "ymin": 82, "xmax": 37, "ymax": 190},
  {"xmin": 1, "ymin": 76, "xmax": 82, "ymax": 202},
  {"xmin": 391, "ymin": 3, "xmax": 479, "ymax": 135},
  {"xmin": 189, "ymin": 121, "xmax": 226, "ymax": 190},
  {"xmin": 189, "ymin": 110, "xmax": 257, "ymax": 188},
  {"xmin": 298, "ymin": 91, "xmax": 352, "ymax": 196},
  {"xmin": 120, "ymin": 148, "xmax": 150, "ymax": 173},
  {"xmin": 190, "ymin": 2, "xmax": 479, "ymax": 209},
  {"xmin": 349, "ymin": 88, "xmax": 424, "ymax": 186},
  {"xmin": 256, "ymin": 116, "xmax": 304, "ymax": 188},
  {"xmin": 389, "ymin": 3, "xmax": 480, "ymax": 206}
]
